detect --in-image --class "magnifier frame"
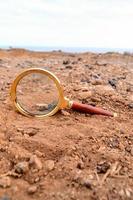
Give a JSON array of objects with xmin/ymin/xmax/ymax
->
[
  {"xmin": 11, "ymin": 68, "xmax": 116, "ymax": 118},
  {"xmin": 10, "ymin": 68, "xmax": 70, "ymax": 118}
]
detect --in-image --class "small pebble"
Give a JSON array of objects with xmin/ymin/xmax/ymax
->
[
  {"xmin": 35, "ymin": 150, "xmax": 43, "ymax": 157},
  {"xmin": 34, "ymin": 177, "xmax": 40, "ymax": 183},
  {"xmin": 18, "ymin": 127, "xmax": 39, "ymax": 136},
  {"xmin": 128, "ymin": 103, "xmax": 133, "ymax": 109},
  {"xmin": 92, "ymin": 79, "xmax": 103, "ymax": 85},
  {"xmin": 44, "ymin": 160, "xmax": 55, "ymax": 172},
  {"xmin": 26, "ymin": 127, "xmax": 39, "ymax": 136},
  {"xmin": 108, "ymin": 137, "xmax": 119, "ymax": 148},
  {"xmin": 91, "ymin": 97, "xmax": 101, "ymax": 102},
  {"xmin": 27, "ymin": 185, "xmax": 37, "ymax": 195},
  {"xmin": 77, "ymin": 161, "xmax": 84, "ymax": 169},
  {"xmin": 81, "ymin": 178, "xmax": 92, "ymax": 189},
  {"xmin": 29, "ymin": 155, "xmax": 43, "ymax": 170},
  {"xmin": 0, "ymin": 177, "xmax": 11, "ymax": 188},
  {"xmin": 35, "ymin": 103, "xmax": 49, "ymax": 111},
  {"xmin": 96, "ymin": 61, "xmax": 107, "ymax": 66},
  {"xmin": 81, "ymin": 86, "xmax": 89, "ymax": 92},
  {"xmin": 65, "ymin": 65, "xmax": 72, "ymax": 69},
  {"xmin": 63, "ymin": 60, "xmax": 70, "ymax": 65},
  {"xmin": 108, "ymin": 78, "xmax": 117, "ymax": 89},
  {"xmin": 126, "ymin": 87, "xmax": 132, "ymax": 92},
  {"xmin": 120, "ymin": 129, "xmax": 126, "ymax": 134},
  {"xmin": 97, "ymin": 161, "xmax": 110, "ymax": 174},
  {"xmin": 61, "ymin": 110, "xmax": 70, "ymax": 116},
  {"xmin": 15, "ymin": 161, "xmax": 29, "ymax": 174},
  {"xmin": 79, "ymin": 91, "xmax": 92, "ymax": 100},
  {"xmin": 125, "ymin": 145, "xmax": 131, "ymax": 153},
  {"xmin": 78, "ymin": 57, "xmax": 82, "ymax": 61}
]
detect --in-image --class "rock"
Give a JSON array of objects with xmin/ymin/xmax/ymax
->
[
  {"xmin": 77, "ymin": 161, "xmax": 84, "ymax": 169},
  {"xmin": 65, "ymin": 65, "xmax": 72, "ymax": 69},
  {"xmin": 34, "ymin": 177, "xmax": 40, "ymax": 183},
  {"xmin": 78, "ymin": 57, "xmax": 82, "ymax": 61},
  {"xmin": 73, "ymin": 171, "xmax": 94, "ymax": 189},
  {"xmin": 89, "ymin": 102, "xmax": 96, "ymax": 106},
  {"xmin": 125, "ymin": 145, "xmax": 131, "ymax": 153},
  {"xmin": 63, "ymin": 60, "xmax": 70, "ymax": 65},
  {"xmin": 81, "ymin": 86, "xmax": 89, "ymax": 92},
  {"xmin": 17, "ymin": 127, "xmax": 39, "ymax": 136},
  {"xmin": 120, "ymin": 129, "xmax": 126, "ymax": 134},
  {"xmin": 0, "ymin": 177, "xmax": 11, "ymax": 188},
  {"xmin": 91, "ymin": 79, "xmax": 103, "ymax": 85},
  {"xmin": 108, "ymin": 78, "xmax": 117, "ymax": 89},
  {"xmin": 31, "ymin": 169, "xmax": 38, "ymax": 173},
  {"xmin": 15, "ymin": 161, "xmax": 29, "ymax": 174},
  {"xmin": 128, "ymin": 103, "xmax": 133, "ymax": 109},
  {"xmin": 107, "ymin": 137, "xmax": 119, "ymax": 148},
  {"xmin": 96, "ymin": 61, "xmax": 107, "ymax": 66},
  {"xmin": 35, "ymin": 103, "xmax": 49, "ymax": 111},
  {"xmin": 44, "ymin": 160, "xmax": 55, "ymax": 172},
  {"xmin": 92, "ymin": 74, "xmax": 101, "ymax": 79},
  {"xmin": 91, "ymin": 96, "xmax": 101, "ymax": 102},
  {"xmin": 73, "ymin": 85, "xmax": 82, "ymax": 91},
  {"xmin": 26, "ymin": 127, "xmax": 39, "ymax": 136},
  {"xmin": 72, "ymin": 170, "xmax": 82, "ymax": 182},
  {"xmin": 29, "ymin": 155, "xmax": 43, "ymax": 170},
  {"xmin": 127, "ymin": 87, "xmax": 133, "ymax": 92},
  {"xmin": 97, "ymin": 161, "xmax": 110, "ymax": 174},
  {"xmin": 81, "ymin": 178, "xmax": 92, "ymax": 189},
  {"xmin": 34, "ymin": 150, "xmax": 43, "ymax": 157},
  {"xmin": 79, "ymin": 91, "xmax": 92, "ymax": 100},
  {"xmin": 27, "ymin": 185, "xmax": 37, "ymax": 195}
]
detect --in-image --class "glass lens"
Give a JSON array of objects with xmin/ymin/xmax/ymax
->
[{"xmin": 16, "ymin": 72, "xmax": 59, "ymax": 115}]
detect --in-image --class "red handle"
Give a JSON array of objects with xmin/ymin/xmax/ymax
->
[{"xmin": 71, "ymin": 101, "xmax": 115, "ymax": 117}]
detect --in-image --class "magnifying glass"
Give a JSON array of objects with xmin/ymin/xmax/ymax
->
[{"xmin": 10, "ymin": 68, "xmax": 117, "ymax": 118}]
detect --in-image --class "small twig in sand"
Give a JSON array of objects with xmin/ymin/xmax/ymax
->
[
  {"xmin": 100, "ymin": 169, "xmax": 111, "ymax": 186},
  {"xmin": 100, "ymin": 161, "xmax": 122, "ymax": 185},
  {"xmin": 0, "ymin": 171, "xmax": 22, "ymax": 178},
  {"xmin": 95, "ymin": 171, "xmax": 100, "ymax": 184},
  {"xmin": 0, "ymin": 172, "xmax": 10, "ymax": 178}
]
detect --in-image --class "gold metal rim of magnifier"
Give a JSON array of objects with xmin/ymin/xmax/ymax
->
[{"xmin": 10, "ymin": 68, "xmax": 71, "ymax": 118}]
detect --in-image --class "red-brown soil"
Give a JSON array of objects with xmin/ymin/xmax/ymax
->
[{"xmin": 0, "ymin": 49, "xmax": 132, "ymax": 200}]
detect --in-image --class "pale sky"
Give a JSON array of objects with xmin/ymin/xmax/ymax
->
[{"xmin": 0, "ymin": 0, "xmax": 133, "ymax": 48}]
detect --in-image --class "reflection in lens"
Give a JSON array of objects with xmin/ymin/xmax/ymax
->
[{"xmin": 16, "ymin": 72, "xmax": 59, "ymax": 115}]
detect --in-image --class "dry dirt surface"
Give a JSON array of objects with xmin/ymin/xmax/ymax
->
[{"xmin": 0, "ymin": 48, "xmax": 132, "ymax": 200}]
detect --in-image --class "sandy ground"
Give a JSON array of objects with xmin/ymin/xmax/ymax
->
[{"xmin": 0, "ymin": 48, "xmax": 132, "ymax": 200}]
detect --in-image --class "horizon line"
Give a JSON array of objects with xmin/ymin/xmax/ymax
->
[{"xmin": 0, "ymin": 45, "xmax": 133, "ymax": 53}]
